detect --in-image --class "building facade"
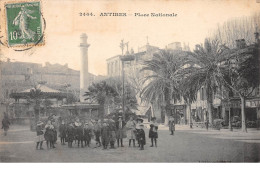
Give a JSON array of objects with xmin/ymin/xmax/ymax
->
[{"xmin": 106, "ymin": 42, "xmax": 189, "ymax": 121}]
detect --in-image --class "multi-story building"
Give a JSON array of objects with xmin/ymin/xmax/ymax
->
[
  {"xmin": 0, "ymin": 60, "xmax": 105, "ymax": 102},
  {"xmin": 106, "ymin": 42, "xmax": 189, "ymax": 121}
]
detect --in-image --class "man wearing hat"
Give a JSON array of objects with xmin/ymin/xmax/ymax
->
[
  {"xmin": 101, "ymin": 120, "xmax": 110, "ymax": 150},
  {"xmin": 83, "ymin": 122, "xmax": 92, "ymax": 147},
  {"xmin": 66, "ymin": 121, "xmax": 75, "ymax": 148},
  {"xmin": 115, "ymin": 116, "xmax": 126, "ymax": 147},
  {"xmin": 93, "ymin": 119, "xmax": 101, "ymax": 147},
  {"xmin": 168, "ymin": 115, "xmax": 175, "ymax": 135},
  {"xmin": 149, "ymin": 117, "xmax": 158, "ymax": 147},
  {"xmin": 2, "ymin": 113, "xmax": 11, "ymax": 136},
  {"xmin": 59, "ymin": 120, "xmax": 67, "ymax": 145},
  {"xmin": 107, "ymin": 119, "xmax": 116, "ymax": 149},
  {"xmin": 36, "ymin": 121, "xmax": 44, "ymax": 150}
]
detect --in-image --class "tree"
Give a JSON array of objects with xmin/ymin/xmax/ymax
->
[
  {"xmin": 140, "ymin": 49, "xmax": 186, "ymax": 124},
  {"xmin": 211, "ymin": 12, "xmax": 260, "ymax": 48},
  {"xmin": 210, "ymin": 13, "xmax": 260, "ymax": 132},
  {"xmin": 84, "ymin": 81, "xmax": 118, "ymax": 119},
  {"xmin": 104, "ymin": 77, "xmax": 138, "ymax": 114},
  {"xmin": 218, "ymin": 41, "xmax": 260, "ymax": 132},
  {"xmin": 182, "ymin": 39, "xmax": 229, "ymax": 125},
  {"xmin": 42, "ymin": 99, "xmax": 53, "ymax": 116},
  {"xmin": 179, "ymin": 69, "xmax": 200, "ymax": 128},
  {"xmin": 26, "ymin": 86, "xmax": 43, "ymax": 123}
]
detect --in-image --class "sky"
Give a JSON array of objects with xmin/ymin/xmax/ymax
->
[{"xmin": 1, "ymin": 0, "xmax": 260, "ymax": 76}]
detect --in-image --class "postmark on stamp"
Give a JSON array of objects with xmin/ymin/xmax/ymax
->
[{"xmin": 5, "ymin": 1, "xmax": 43, "ymax": 47}]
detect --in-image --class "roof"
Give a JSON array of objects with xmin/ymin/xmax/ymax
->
[
  {"xmin": 21, "ymin": 84, "xmax": 61, "ymax": 93},
  {"xmin": 10, "ymin": 84, "xmax": 69, "ymax": 99}
]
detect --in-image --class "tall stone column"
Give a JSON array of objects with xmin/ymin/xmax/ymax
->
[{"xmin": 80, "ymin": 33, "xmax": 90, "ymax": 102}]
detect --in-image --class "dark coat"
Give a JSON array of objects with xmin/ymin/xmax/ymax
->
[
  {"xmin": 108, "ymin": 122, "xmax": 117, "ymax": 142},
  {"xmin": 59, "ymin": 124, "xmax": 67, "ymax": 138},
  {"xmin": 75, "ymin": 126, "xmax": 84, "ymax": 141},
  {"xmin": 83, "ymin": 128, "xmax": 92, "ymax": 141},
  {"xmin": 169, "ymin": 120, "xmax": 175, "ymax": 131},
  {"xmin": 44, "ymin": 126, "xmax": 56, "ymax": 141},
  {"xmin": 101, "ymin": 126, "xmax": 110, "ymax": 145},
  {"xmin": 66, "ymin": 125, "xmax": 75, "ymax": 142},
  {"xmin": 149, "ymin": 124, "xmax": 158, "ymax": 138},
  {"xmin": 2, "ymin": 118, "xmax": 10, "ymax": 130},
  {"xmin": 136, "ymin": 129, "xmax": 146, "ymax": 145}
]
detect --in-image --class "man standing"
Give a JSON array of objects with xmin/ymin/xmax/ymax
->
[
  {"xmin": 168, "ymin": 115, "xmax": 175, "ymax": 135},
  {"xmin": 83, "ymin": 122, "xmax": 92, "ymax": 147},
  {"xmin": 93, "ymin": 119, "xmax": 101, "ymax": 147},
  {"xmin": 115, "ymin": 116, "xmax": 126, "ymax": 147},
  {"xmin": 2, "ymin": 113, "xmax": 11, "ymax": 136},
  {"xmin": 101, "ymin": 120, "xmax": 110, "ymax": 150},
  {"xmin": 59, "ymin": 120, "xmax": 67, "ymax": 145},
  {"xmin": 66, "ymin": 121, "xmax": 75, "ymax": 148}
]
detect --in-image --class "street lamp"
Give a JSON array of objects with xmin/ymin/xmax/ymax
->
[{"xmin": 120, "ymin": 54, "xmax": 135, "ymax": 121}]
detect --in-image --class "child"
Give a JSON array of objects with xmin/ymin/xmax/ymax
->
[
  {"xmin": 59, "ymin": 120, "xmax": 67, "ymax": 145},
  {"xmin": 36, "ymin": 121, "xmax": 44, "ymax": 150},
  {"xmin": 137, "ymin": 124, "xmax": 146, "ymax": 150},
  {"xmin": 149, "ymin": 117, "xmax": 158, "ymax": 147},
  {"xmin": 44, "ymin": 120, "xmax": 56, "ymax": 149},
  {"xmin": 135, "ymin": 117, "xmax": 144, "ymax": 147},
  {"xmin": 126, "ymin": 116, "xmax": 136, "ymax": 147},
  {"xmin": 101, "ymin": 120, "xmax": 110, "ymax": 150}
]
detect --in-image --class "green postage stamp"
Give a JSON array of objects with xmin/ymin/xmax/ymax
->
[{"xmin": 5, "ymin": 1, "xmax": 43, "ymax": 47}]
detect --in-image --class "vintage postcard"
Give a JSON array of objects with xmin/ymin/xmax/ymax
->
[{"xmin": 0, "ymin": 0, "xmax": 260, "ymax": 163}]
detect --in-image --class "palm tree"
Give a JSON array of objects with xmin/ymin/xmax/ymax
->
[
  {"xmin": 28, "ymin": 87, "xmax": 43, "ymax": 120},
  {"xmin": 182, "ymin": 39, "xmax": 229, "ymax": 125},
  {"xmin": 140, "ymin": 49, "xmax": 187, "ymax": 124},
  {"xmin": 84, "ymin": 81, "xmax": 118, "ymax": 119},
  {"xmin": 105, "ymin": 77, "xmax": 139, "ymax": 115},
  {"xmin": 26, "ymin": 86, "xmax": 43, "ymax": 130},
  {"xmin": 179, "ymin": 71, "xmax": 200, "ymax": 128}
]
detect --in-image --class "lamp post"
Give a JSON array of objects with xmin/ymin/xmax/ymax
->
[{"xmin": 120, "ymin": 54, "xmax": 135, "ymax": 121}]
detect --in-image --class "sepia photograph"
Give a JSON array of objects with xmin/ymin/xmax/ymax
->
[{"xmin": 0, "ymin": 0, "xmax": 260, "ymax": 163}]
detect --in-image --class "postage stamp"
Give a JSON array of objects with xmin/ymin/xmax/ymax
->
[{"xmin": 5, "ymin": 1, "xmax": 43, "ymax": 47}]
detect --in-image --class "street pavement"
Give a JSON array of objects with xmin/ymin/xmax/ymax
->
[{"xmin": 0, "ymin": 124, "xmax": 260, "ymax": 162}]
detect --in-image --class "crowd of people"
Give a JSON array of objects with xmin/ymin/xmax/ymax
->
[
  {"xmin": 1, "ymin": 112, "xmax": 175, "ymax": 151},
  {"xmin": 34, "ymin": 114, "xmax": 176, "ymax": 151}
]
